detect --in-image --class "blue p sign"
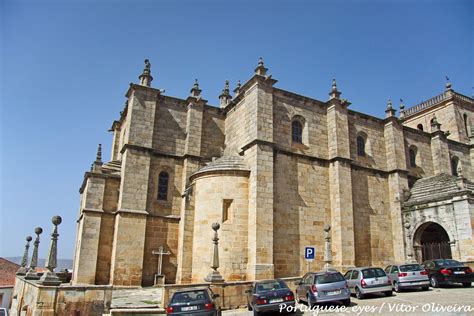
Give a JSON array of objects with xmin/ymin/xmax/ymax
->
[{"xmin": 305, "ymin": 246, "xmax": 315, "ymax": 260}]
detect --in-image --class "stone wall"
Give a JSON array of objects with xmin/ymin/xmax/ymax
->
[
  {"xmin": 191, "ymin": 173, "xmax": 249, "ymax": 282},
  {"xmin": 142, "ymin": 216, "xmax": 180, "ymax": 286},
  {"xmin": 201, "ymin": 108, "xmax": 225, "ymax": 158},
  {"xmin": 403, "ymin": 128, "xmax": 435, "ymax": 178},
  {"xmin": 273, "ymin": 152, "xmax": 330, "ymax": 277},
  {"xmin": 152, "ymin": 96, "xmax": 187, "ymax": 155}
]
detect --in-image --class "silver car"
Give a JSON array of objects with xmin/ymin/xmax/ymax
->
[
  {"xmin": 384, "ymin": 264, "xmax": 430, "ymax": 292},
  {"xmin": 295, "ymin": 270, "xmax": 351, "ymax": 307},
  {"xmin": 344, "ymin": 267, "xmax": 392, "ymax": 299}
]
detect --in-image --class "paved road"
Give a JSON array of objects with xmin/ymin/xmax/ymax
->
[{"xmin": 223, "ymin": 285, "xmax": 474, "ymax": 315}]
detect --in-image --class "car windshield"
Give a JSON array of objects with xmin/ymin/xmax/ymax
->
[
  {"xmin": 171, "ymin": 290, "xmax": 209, "ymax": 304},
  {"xmin": 315, "ymin": 273, "xmax": 345, "ymax": 284},
  {"xmin": 362, "ymin": 268, "xmax": 386, "ymax": 278},
  {"xmin": 255, "ymin": 280, "xmax": 288, "ymax": 292},
  {"xmin": 435, "ymin": 259, "xmax": 462, "ymax": 267},
  {"xmin": 400, "ymin": 264, "xmax": 423, "ymax": 272}
]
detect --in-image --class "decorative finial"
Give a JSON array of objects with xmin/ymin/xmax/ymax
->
[
  {"xmin": 139, "ymin": 59, "xmax": 153, "ymax": 87},
  {"xmin": 17, "ymin": 235, "xmax": 33, "ymax": 275},
  {"xmin": 385, "ymin": 99, "xmax": 396, "ymax": 118},
  {"xmin": 190, "ymin": 79, "xmax": 202, "ymax": 98},
  {"xmin": 96, "ymin": 144, "xmax": 102, "ymax": 163},
  {"xmin": 445, "ymin": 75, "xmax": 452, "ymax": 90},
  {"xmin": 25, "ymin": 227, "xmax": 43, "ymax": 280},
  {"xmin": 219, "ymin": 80, "xmax": 232, "ymax": 108},
  {"xmin": 254, "ymin": 57, "xmax": 268, "ymax": 76},
  {"xmin": 399, "ymin": 98, "xmax": 405, "ymax": 110},
  {"xmin": 431, "ymin": 113, "xmax": 442, "ymax": 132},
  {"xmin": 39, "ymin": 215, "xmax": 63, "ymax": 285},
  {"xmin": 329, "ymin": 78, "xmax": 341, "ymax": 100},
  {"xmin": 234, "ymin": 80, "xmax": 242, "ymax": 95}
]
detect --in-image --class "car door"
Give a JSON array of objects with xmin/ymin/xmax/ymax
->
[
  {"xmin": 350, "ymin": 270, "xmax": 360, "ymax": 292},
  {"xmin": 390, "ymin": 265, "xmax": 399, "ymax": 284},
  {"xmin": 385, "ymin": 266, "xmax": 392, "ymax": 283},
  {"xmin": 297, "ymin": 274, "xmax": 308, "ymax": 300}
]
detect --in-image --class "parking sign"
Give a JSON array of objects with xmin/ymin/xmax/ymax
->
[{"xmin": 305, "ymin": 246, "xmax": 315, "ymax": 261}]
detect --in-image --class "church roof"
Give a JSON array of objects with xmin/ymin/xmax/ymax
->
[
  {"xmin": 404, "ymin": 173, "xmax": 474, "ymax": 206},
  {"xmin": 0, "ymin": 257, "xmax": 20, "ymax": 287},
  {"xmin": 403, "ymin": 90, "xmax": 473, "ymax": 118},
  {"xmin": 190, "ymin": 155, "xmax": 250, "ymax": 180}
]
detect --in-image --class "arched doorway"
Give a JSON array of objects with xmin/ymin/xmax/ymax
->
[{"xmin": 413, "ymin": 222, "xmax": 452, "ymax": 262}]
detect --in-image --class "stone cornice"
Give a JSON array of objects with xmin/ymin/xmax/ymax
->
[
  {"xmin": 120, "ymin": 144, "xmax": 202, "ymax": 160},
  {"xmin": 125, "ymin": 83, "xmax": 162, "ymax": 98},
  {"xmin": 79, "ymin": 172, "xmax": 121, "ymax": 193},
  {"xmin": 239, "ymin": 139, "xmax": 276, "ymax": 154}
]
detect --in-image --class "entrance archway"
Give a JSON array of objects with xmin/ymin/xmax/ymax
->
[{"xmin": 413, "ymin": 222, "xmax": 452, "ymax": 262}]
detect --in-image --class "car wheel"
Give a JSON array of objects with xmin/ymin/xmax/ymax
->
[
  {"xmin": 462, "ymin": 282, "xmax": 472, "ymax": 288},
  {"xmin": 355, "ymin": 287, "xmax": 364, "ymax": 299},
  {"xmin": 430, "ymin": 276, "xmax": 439, "ymax": 288},
  {"xmin": 342, "ymin": 299, "xmax": 351, "ymax": 307},
  {"xmin": 422, "ymin": 286, "xmax": 429, "ymax": 291},
  {"xmin": 394, "ymin": 282, "xmax": 401, "ymax": 292},
  {"xmin": 384, "ymin": 291, "xmax": 393, "ymax": 297}
]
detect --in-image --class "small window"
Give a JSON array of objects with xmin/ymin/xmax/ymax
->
[
  {"xmin": 409, "ymin": 147, "xmax": 417, "ymax": 167},
  {"xmin": 157, "ymin": 171, "xmax": 169, "ymax": 201},
  {"xmin": 451, "ymin": 157, "xmax": 459, "ymax": 176},
  {"xmin": 356, "ymin": 136, "xmax": 365, "ymax": 156},
  {"xmin": 350, "ymin": 270, "xmax": 359, "ymax": 280},
  {"xmin": 417, "ymin": 124, "xmax": 424, "ymax": 131},
  {"xmin": 222, "ymin": 199, "xmax": 233, "ymax": 222},
  {"xmin": 292, "ymin": 120, "xmax": 303, "ymax": 143}
]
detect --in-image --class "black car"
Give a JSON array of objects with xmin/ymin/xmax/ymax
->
[
  {"xmin": 166, "ymin": 287, "xmax": 221, "ymax": 315},
  {"xmin": 246, "ymin": 279, "xmax": 296, "ymax": 315},
  {"xmin": 421, "ymin": 259, "xmax": 473, "ymax": 288}
]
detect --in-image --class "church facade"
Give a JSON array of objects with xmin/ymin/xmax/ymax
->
[{"xmin": 72, "ymin": 59, "xmax": 474, "ymax": 287}]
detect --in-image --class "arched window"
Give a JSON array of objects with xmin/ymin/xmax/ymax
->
[
  {"xmin": 417, "ymin": 124, "xmax": 424, "ymax": 131},
  {"xmin": 157, "ymin": 171, "xmax": 169, "ymax": 201},
  {"xmin": 464, "ymin": 114, "xmax": 469, "ymax": 137},
  {"xmin": 409, "ymin": 147, "xmax": 417, "ymax": 167},
  {"xmin": 292, "ymin": 120, "xmax": 303, "ymax": 143},
  {"xmin": 451, "ymin": 157, "xmax": 459, "ymax": 177},
  {"xmin": 357, "ymin": 136, "xmax": 366, "ymax": 156}
]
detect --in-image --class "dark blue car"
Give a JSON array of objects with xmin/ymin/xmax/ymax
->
[
  {"xmin": 166, "ymin": 287, "xmax": 221, "ymax": 316},
  {"xmin": 246, "ymin": 279, "xmax": 296, "ymax": 315}
]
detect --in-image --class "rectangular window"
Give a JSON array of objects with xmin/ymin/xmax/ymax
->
[{"xmin": 222, "ymin": 199, "xmax": 233, "ymax": 222}]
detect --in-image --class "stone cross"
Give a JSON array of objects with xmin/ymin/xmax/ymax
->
[
  {"xmin": 205, "ymin": 223, "xmax": 224, "ymax": 282},
  {"xmin": 25, "ymin": 227, "xmax": 43, "ymax": 280},
  {"xmin": 39, "ymin": 216, "xmax": 62, "ymax": 285},
  {"xmin": 323, "ymin": 224, "xmax": 332, "ymax": 269},
  {"xmin": 16, "ymin": 236, "xmax": 33, "ymax": 275},
  {"xmin": 152, "ymin": 246, "xmax": 171, "ymax": 276}
]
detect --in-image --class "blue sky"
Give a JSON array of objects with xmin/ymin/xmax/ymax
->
[{"xmin": 1, "ymin": 0, "xmax": 472, "ymax": 259}]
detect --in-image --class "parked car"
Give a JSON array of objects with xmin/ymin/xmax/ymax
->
[
  {"xmin": 166, "ymin": 287, "xmax": 221, "ymax": 315},
  {"xmin": 246, "ymin": 279, "xmax": 295, "ymax": 315},
  {"xmin": 344, "ymin": 267, "xmax": 392, "ymax": 299},
  {"xmin": 384, "ymin": 263, "xmax": 430, "ymax": 292},
  {"xmin": 421, "ymin": 259, "xmax": 473, "ymax": 288},
  {"xmin": 295, "ymin": 270, "xmax": 351, "ymax": 307}
]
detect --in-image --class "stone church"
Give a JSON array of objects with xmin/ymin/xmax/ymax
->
[{"xmin": 72, "ymin": 59, "xmax": 474, "ymax": 287}]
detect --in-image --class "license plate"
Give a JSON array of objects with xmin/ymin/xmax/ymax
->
[
  {"xmin": 269, "ymin": 298, "xmax": 283, "ymax": 303},
  {"xmin": 454, "ymin": 271, "xmax": 465, "ymax": 274},
  {"xmin": 182, "ymin": 306, "xmax": 198, "ymax": 311},
  {"xmin": 327, "ymin": 290, "xmax": 341, "ymax": 296}
]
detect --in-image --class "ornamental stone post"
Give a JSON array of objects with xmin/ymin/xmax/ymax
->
[
  {"xmin": 204, "ymin": 223, "xmax": 224, "ymax": 283},
  {"xmin": 39, "ymin": 216, "xmax": 62, "ymax": 285},
  {"xmin": 16, "ymin": 236, "xmax": 33, "ymax": 275},
  {"xmin": 25, "ymin": 227, "xmax": 43, "ymax": 280},
  {"xmin": 323, "ymin": 224, "xmax": 332, "ymax": 269}
]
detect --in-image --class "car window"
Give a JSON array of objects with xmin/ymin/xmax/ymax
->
[
  {"xmin": 171, "ymin": 290, "xmax": 209, "ymax": 304},
  {"xmin": 351, "ymin": 270, "xmax": 359, "ymax": 280},
  {"xmin": 305, "ymin": 275, "xmax": 314, "ymax": 284},
  {"xmin": 435, "ymin": 259, "xmax": 462, "ymax": 268},
  {"xmin": 344, "ymin": 270, "xmax": 352, "ymax": 279},
  {"xmin": 315, "ymin": 273, "xmax": 345, "ymax": 284},
  {"xmin": 384, "ymin": 266, "xmax": 391, "ymax": 273},
  {"xmin": 362, "ymin": 268, "xmax": 386, "ymax": 278},
  {"xmin": 390, "ymin": 266, "xmax": 399, "ymax": 273},
  {"xmin": 255, "ymin": 280, "xmax": 288, "ymax": 292},
  {"xmin": 400, "ymin": 264, "xmax": 423, "ymax": 272}
]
